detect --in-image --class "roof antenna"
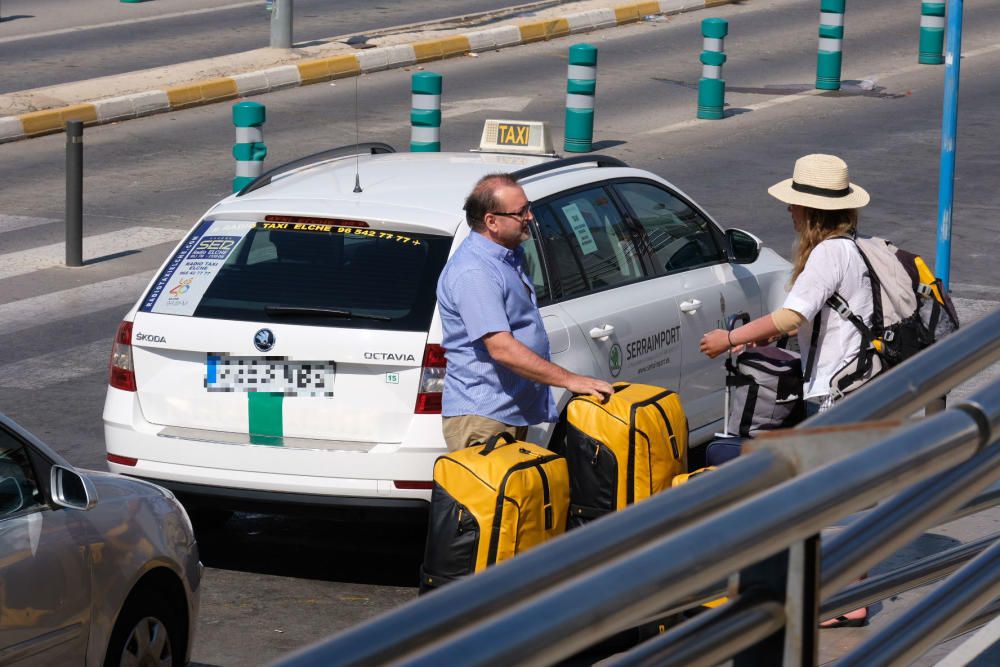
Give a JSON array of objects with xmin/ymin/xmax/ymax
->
[{"xmin": 353, "ymin": 74, "xmax": 363, "ymax": 193}]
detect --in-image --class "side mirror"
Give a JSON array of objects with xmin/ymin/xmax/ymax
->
[
  {"xmin": 0, "ymin": 477, "xmax": 25, "ymax": 515},
  {"xmin": 726, "ymin": 228, "xmax": 762, "ymax": 264},
  {"xmin": 50, "ymin": 465, "xmax": 98, "ymax": 511}
]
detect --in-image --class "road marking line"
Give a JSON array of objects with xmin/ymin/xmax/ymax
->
[
  {"xmin": 645, "ymin": 41, "xmax": 1000, "ymax": 136},
  {"xmin": 0, "ymin": 215, "xmax": 58, "ymax": 234},
  {"xmin": 0, "ymin": 226, "xmax": 182, "ymax": 281},
  {"xmin": 0, "ymin": 272, "xmax": 153, "ymax": 337},
  {"xmin": 951, "ymin": 283, "xmax": 1000, "ymax": 296},
  {"xmin": 0, "ymin": 339, "xmax": 110, "ymax": 390},
  {"xmin": 0, "ymin": 2, "xmax": 261, "ymax": 45}
]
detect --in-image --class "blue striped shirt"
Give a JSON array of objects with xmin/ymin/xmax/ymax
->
[{"xmin": 436, "ymin": 232, "xmax": 558, "ymax": 425}]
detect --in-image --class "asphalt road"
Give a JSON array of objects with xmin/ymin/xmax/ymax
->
[
  {"xmin": 1, "ymin": 0, "xmax": 1000, "ymax": 664},
  {"xmin": 0, "ymin": 0, "xmax": 554, "ymax": 93}
]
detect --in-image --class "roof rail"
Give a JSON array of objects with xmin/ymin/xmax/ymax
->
[
  {"xmin": 511, "ymin": 154, "xmax": 629, "ymax": 181},
  {"xmin": 236, "ymin": 142, "xmax": 396, "ymax": 197}
]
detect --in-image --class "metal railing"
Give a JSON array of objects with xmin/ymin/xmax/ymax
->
[{"xmin": 274, "ymin": 307, "xmax": 1000, "ymax": 667}]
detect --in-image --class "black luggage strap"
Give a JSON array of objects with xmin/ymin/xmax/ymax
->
[
  {"xmin": 480, "ymin": 431, "xmax": 516, "ymax": 455},
  {"xmin": 570, "ymin": 504, "xmax": 607, "ymax": 519}
]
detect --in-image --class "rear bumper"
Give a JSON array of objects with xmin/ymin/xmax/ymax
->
[
  {"xmin": 139, "ymin": 476, "xmax": 429, "ymax": 516},
  {"xmin": 103, "ymin": 387, "xmax": 443, "ymax": 505}
]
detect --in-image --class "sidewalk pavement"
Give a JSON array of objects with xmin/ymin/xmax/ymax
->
[{"xmin": 0, "ymin": 0, "xmax": 736, "ymax": 144}]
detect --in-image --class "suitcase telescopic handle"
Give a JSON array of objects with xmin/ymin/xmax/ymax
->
[{"xmin": 481, "ymin": 431, "xmax": 516, "ymax": 455}]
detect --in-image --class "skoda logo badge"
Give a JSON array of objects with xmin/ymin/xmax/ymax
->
[
  {"xmin": 254, "ymin": 328, "xmax": 275, "ymax": 352},
  {"xmin": 609, "ymin": 343, "xmax": 622, "ymax": 378}
]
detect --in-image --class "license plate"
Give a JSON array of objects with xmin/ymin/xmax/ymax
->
[{"xmin": 205, "ymin": 355, "xmax": 335, "ymax": 397}]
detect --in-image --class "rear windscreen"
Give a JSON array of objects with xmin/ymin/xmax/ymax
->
[{"xmin": 141, "ymin": 220, "xmax": 451, "ymax": 331}]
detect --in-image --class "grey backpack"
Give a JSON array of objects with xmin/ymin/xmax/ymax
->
[{"xmin": 725, "ymin": 345, "xmax": 806, "ymax": 437}]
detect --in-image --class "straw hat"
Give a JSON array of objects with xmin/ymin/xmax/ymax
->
[{"xmin": 768, "ymin": 154, "xmax": 870, "ymax": 210}]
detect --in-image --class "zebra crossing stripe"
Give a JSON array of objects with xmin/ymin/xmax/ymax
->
[
  {"xmin": 0, "ymin": 339, "xmax": 110, "ymax": 390},
  {"xmin": 0, "ymin": 273, "xmax": 153, "ymax": 337},
  {"xmin": 0, "ymin": 215, "xmax": 58, "ymax": 234},
  {"xmin": 0, "ymin": 226, "xmax": 183, "ymax": 281}
]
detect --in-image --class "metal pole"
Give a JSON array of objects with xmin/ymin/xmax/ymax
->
[
  {"xmin": 838, "ymin": 535, "xmax": 1000, "ymax": 667},
  {"xmin": 935, "ymin": 0, "xmax": 964, "ymax": 289},
  {"xmin": 65, "ymin": 121, "xmax": 83, "ymax": 268},
  {"xmin": 270, "ymin": 0, "xmax": 293, "ymax": 49}
]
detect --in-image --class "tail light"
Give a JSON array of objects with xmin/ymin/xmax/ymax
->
[
  {"xmin": 414, "ymin": 343, "xmax": 446, "ymax": 414},
  {"xmin": 109, "ymin": 321, "xmax": 136, "ymax": 392}
]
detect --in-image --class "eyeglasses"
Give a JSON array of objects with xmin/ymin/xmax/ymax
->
[{"xmin": 489, "ymin": 202, "xmax": 533, "ymax": 221}]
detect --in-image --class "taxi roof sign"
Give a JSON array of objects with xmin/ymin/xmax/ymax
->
[{"xmin": 477, "ymin": 120, "xmax": 555, "ymax": 156}]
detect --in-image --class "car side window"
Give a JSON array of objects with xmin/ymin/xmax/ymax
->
[
  {"xmin": 520, "ymin": 228, "xmax": 551, "ymax": 306},
  {"xmin": 0, "ymin": 430, "xmax": 43, "ymax": 518},
  {"xmin": 614, "ymin": 181, "xmax": 725, "ymax": 273},
  {"xmin": 535, "ymin": 187, "xmax": 644, "ymax": 299}
]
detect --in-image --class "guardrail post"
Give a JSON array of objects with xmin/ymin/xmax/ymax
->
[
  {"xmin": 697, "ymin": 18, "xmax": 728, "ymax": 120},
  {"xmin": 919, "ymin": 1, "xmax": 946, "ymax": 64},
  {"xmin": 410, "ymin": 72, "xmax": 442, "ymax": 152},
  {"xmin": 734, "ymin": 537, "xmax": 820, "ymax": 666},
  {"xmin": 232, "ymin": 102, "xmax": 267, "ymax": 193},
  {"xmin": 269, "ymin": 0, "xmax": 293, "ymax": 49},
  {"xmin": 816, "ymin": 0, "xmax": 846, "ymax": 90},
  {"xmin": 65, "ymin": 120, "xmax": 83, "ymax": 268},
  {"xmin": 564, "ymin": 43, "xmax": 597, "ymax": 153}
]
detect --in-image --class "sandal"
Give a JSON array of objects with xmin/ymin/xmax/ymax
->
[{"xmin": 820, "ymin": 613, "xmax": 868, "ymax": 629}]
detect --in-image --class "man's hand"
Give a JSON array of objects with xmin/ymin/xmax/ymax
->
[{"xmin": 565, "ymin": 374, "xmax": 614, "ymax": 402}]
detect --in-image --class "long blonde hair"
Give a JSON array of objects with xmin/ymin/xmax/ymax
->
[{"xmin": 791, "ymin": 207, "xmax": 859, "ymax": 283}]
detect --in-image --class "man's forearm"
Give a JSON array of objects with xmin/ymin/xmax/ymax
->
[{"xmin": 483, "ymin": 332, "xmax": 572, "ymax": 388}]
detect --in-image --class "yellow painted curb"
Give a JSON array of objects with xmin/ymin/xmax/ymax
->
[
  {"xmin": 166, "ymin": 78, "xmax": 239, "ymax": 108},
  {"xmin": 3, "ymin": 0, "xmax": 743, "ymax": 144},
  {"xmin": 297, "ymin": 54, "xmax": 362, "ymax": 84},
  {"xmin": 413, "ymin": 36, "xmax": 472, "ymax": 63},
  {"xmin": 517, "ymin": 18, "xmax": 572, "ymax": 44},
  {"xmin": 20, "ymin": 104, "xmax": 98, "ymax": 136},
  {"xmin": 615, "ymin": 2, "xmax": 663, "ymax": 24}
]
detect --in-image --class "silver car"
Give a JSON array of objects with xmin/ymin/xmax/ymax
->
[{"xmin": 0, "ymin": 413, "xmax": 201, "ymax": 666}]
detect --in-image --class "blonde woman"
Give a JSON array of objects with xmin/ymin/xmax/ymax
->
[
  {"xmin": 700, "ymin": 153, "xmax": 874, "ymax": 415},
  {"xmin": 700, "ymin": 153, "xmax": 873, "ymax": 627}
]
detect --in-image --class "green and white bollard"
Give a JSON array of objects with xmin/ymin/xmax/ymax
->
[
  {"xmin": 564, "ymin": 44, "xmax": 598, "ymax": 153},
  {"xmin": 410, "ymin": 72, "xmax": 442, "ymax": 152},
  {"xmin": 232, "ymin": 102, "xmax": 267, "ymax": 193},
  {"xmin": 816, "ymin": 0, "xmax": 846, "ymax": 90},
  {"xmin": 697, "ymin": 18, "xmax": 728, "ymax": 120},
  {"xmin": 919, "ymin": 1, "xmax": 946, "ymax": 64}
]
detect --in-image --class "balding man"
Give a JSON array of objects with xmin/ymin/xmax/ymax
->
[{"xmin": 436, "ymin": 173, "xmax": 613, "ymax": 451}]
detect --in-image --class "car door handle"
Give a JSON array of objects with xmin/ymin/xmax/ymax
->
[
  {"xmin": 589, "ymin": 325, "xmax": 615, "ymax": 340},
  {"xmin": 679, "ymin": 299, "xmax": 702, "ymax": 313}
]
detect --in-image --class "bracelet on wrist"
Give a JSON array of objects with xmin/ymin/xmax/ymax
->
[{"xmin": 728, "ymin": 330, "xmax": 735, "ymax": 349}]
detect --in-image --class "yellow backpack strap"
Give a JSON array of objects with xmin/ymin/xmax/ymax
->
[{"xmin": 913, "ymin": 255, "xmax": 944, "ymax": 302}]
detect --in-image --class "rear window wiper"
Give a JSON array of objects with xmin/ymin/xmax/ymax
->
[{"xmin": 264, "ymin": 305, "xmax": 392, "ymax": 322}]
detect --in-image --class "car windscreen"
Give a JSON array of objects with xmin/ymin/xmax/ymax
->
[{"xmin": 140, "ymin": 220, "xmax": 451, "ymax": 331}]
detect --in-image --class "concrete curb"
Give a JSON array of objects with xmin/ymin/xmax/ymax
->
[{"xmin": 0, "ymin": 0, "xmax": 736, "ymax": 144}]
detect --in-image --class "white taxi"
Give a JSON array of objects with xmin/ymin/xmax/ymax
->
[{"xmin": 103, "ymin": 122, "xmax": 791, "ymax": 517}]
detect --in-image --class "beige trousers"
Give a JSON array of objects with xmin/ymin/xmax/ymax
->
[{"xmin": 441, "ymin": 415, "xmax": 528, "ymax": 452}]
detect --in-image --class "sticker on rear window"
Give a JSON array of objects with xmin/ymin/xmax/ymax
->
[
  {"xmin": 257, "ymin": 221, "xmax": 422, "ymax": 245},
  {"xmin": 142, "ymin": 220, "xmax": 254, "ymax": 315}
]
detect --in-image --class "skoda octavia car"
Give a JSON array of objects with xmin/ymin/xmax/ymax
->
[
  {"xmin": 0, "ymin": 413, "xmax": 200, "ymax": 666},
  {"xmin": 103, "ymin": 125, "xmax": 791, "ymax": 516}
]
